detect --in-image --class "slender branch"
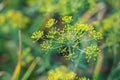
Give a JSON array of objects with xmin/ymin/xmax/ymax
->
[
  {"xmin": 18, "ymin": 25, "xmax": 22, "ymax": 55},
  {"xmin": 11, "ymin": 25, "xmax": 22, "ymax": 80},
  {"xmin": 93, "ymin": 54, "xmax": 103, "ymax": 80},
  {"xmin": 21, "ymin": 57, "xmax": 40, "ymax": 80}
]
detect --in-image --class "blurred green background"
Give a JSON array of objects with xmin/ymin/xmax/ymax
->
[{"xmin": 0, "ymin": 0, "xmax": 120, "ymax": 80}]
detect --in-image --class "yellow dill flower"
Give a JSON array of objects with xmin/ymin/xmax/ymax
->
[
  {"xmin": 58, "ymin": 47, "xmax": 68, "ymax": 53},
  {"xmin": 45, "ymin": 18, "xmax": 57, "ymax": 28},
  {"xmin": 84, "ymin": 45, "xmax": 101, "ymax": 62},
  {"xmin": 32, "ymin": 16, "xmax": 102, "ymax": 62},
  {"xmin": 31, "ymin": 31, "xmax": 43, "ymax": 39},
  {"xmin": 46, "ymin": 27, "xmax": 59, "ymax": 39},
  {"xmin": 40, "ymin": 40, "xmax": 52, "ymax": 50},
  {"xmin": 90, "ymin": 30, "xmax": 103, "ymax": 40},
  {"xmin": 62, "ymin": 16, "xmax": 73, "ymax": 23},
  {"xmin": 48, "ymin": 65, "xmax": 76, "ymax": 80},
  {"xmin": 65, "ymin": 72, "xmax": 76, "ymax": 80},
  {"xmin": 74, "ymin": 23, "xmax": 94, "ymax": 32}
]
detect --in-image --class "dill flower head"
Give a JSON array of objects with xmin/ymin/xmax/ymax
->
[
  {"xmin": 62, "ymin": 16, "xmax": 73, "ymax": 23},
  {"xmin": 48, "ymin": 65, "xmax": 76, "ymax": 80},
  {"xmin": 31, "ymin": 31, "xmax": 43, "ymax": 39},
  {"xmin": 74, "ymin": 23, "xmax": 94, "ymax": 31},
  {"xmin": 48, "ymin": 66, "xmax": 90, "ymax": 80},
  {"xmin": 31, "ymin": 16, "xmax": 102, "ymax": 62},
  {"xmin": 46, "ymin": 27, "xmax": 59, "ymax": 39},
  {"xmin": 40, "ymin": 40, "xmax": 53, "ymax": 50},
  {"xmin": 84, "ymin": 45, "xmax": 101, "ymax": 62},
  {"xmin": 90, "ymin": 30, "xmax": 103, "ymax": 40},
  {"xmin": 45, "ymin": 18, "xmax": 57, "ymax": 28}
]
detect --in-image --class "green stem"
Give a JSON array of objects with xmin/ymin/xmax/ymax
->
[
  {"xmin": 11, "ymin": 25, "xmax": 22, "ymax": 80},
  {"xmin": 112, "ymin": 28, "xmax": 117, "ymax": 69},
  {"xmin": 21, "ymin": 57, "xmax": 40, "ymax": 80},
  {"xmin": 68, "ymin": 46, "xmax": 71, "ymax": 54},
  {"xmin": 93, "ymin": 54, "xmax": 103, "ymax": 80},
  {"xmin": 108, "ymin": 30, "xmax": 118, "ymax": 80},
  {"xmin": 113, "ymin": 38, "xmax": 117, "ymax": 68},
  {"xmin": 74, "ymin": 51, "xmax": 83, "ymax": 72}
]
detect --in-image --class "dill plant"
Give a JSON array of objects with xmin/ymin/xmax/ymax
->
[
  {"xmin": 31, "ymin": 16, "xmax": 102, "ymax": 79},
  {"xmin": 31, "ymin": 16, "xmax": 102, "ymax": 61},
  {"xmin": 31, "ymin": 16, "xmax": 102, "ymax": 63}
]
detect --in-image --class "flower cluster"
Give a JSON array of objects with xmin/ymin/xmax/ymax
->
[
  {"xmin": 90, "ymin": 30, "xmax": 103, "ymax": 40},
  {"xmin": 31, "ymin": 16, "xmax": 102, "ymax": 62},
  {"xmin": 40, "ymin": 40, "xmax": 53, "ymax": 50},
  {"xmin": 31, "ymin": 30, "xmax": 43, "ymax": 40},
  {"xmin": 84, "ymin": 45, "xmax": 101, "ymax": 62},
  {"xmin": 46, "ymin": 27, "xmax": 60, "ymax": 39},
  {"xmin": 45, "ymin": 18, "xmax": 57, "ymax": 28},
  {"xmin": 0, "ymin": 9, "xmax": 29, "ymax": 31},
  {"xmin": 48, "ymin": 65, "xmax": 76, "ymax": 80},
  {"xmin": 48, "ymin": 65, "xmax": 89, "ymax": 80},
  {"xmin": 62, "ymin": 16, "xmax": 73, "ymax": 23}
]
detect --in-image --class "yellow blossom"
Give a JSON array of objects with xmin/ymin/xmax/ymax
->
[
  {"xmin": 45, "ymin": 18, "xmax": 57, "ymax": 28},
  {"xmin": 32, "ymin": 16, "xmax": 102, "ymax": 62},
  {"xmin": 90, "ymin": 30, "xmax": 103, "ymax": 40},
  {"xmin": 31, "ymin": 31, "xmax": 43, "ymax": 39},
  {"xmin": 48, "ymin": 65, "xmax": 76, "ymax": 80},
  {"xmin": 40, "ymin": 40, "xmax": 52, "ymax": 50},
  {"xmin": 84, "ymin": 45, "xmax": 101, "ymax": 62},
  {"xmin": 62, "ymin": 16, "xmax": 73, "ymax": 23}
]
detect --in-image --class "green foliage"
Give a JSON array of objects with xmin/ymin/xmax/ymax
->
[
  {"xmin": 0, "ymin": 0, "xmax": 120, "ymax": 80},
  {"xmin": 27, "ymin": 0, "xmax": 87, "ymax": 15},
  {"xmin": 107, "ymin": 63, "xmax": 120, "ymax": 80}
]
